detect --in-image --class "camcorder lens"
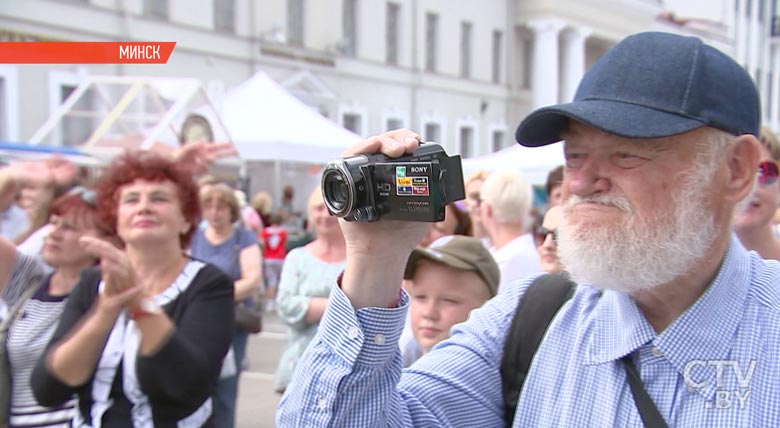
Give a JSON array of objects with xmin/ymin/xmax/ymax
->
[{"xmin": 323, "ymin": 170, "xmax": 351, "ymax": 213}]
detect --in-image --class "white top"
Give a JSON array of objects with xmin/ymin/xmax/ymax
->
[
  {"xmin": 0, "ymin": 204, "xmax": 29, "ymax": 241},
  {"xmin": 490, "ymin": 233, "xmax": 542, "ymax": 294},
  {"xmin": 17, "ymin": 224, "xmax": 50, "ymax": 257}
]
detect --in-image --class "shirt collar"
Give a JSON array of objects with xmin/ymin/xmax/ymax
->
[
  {"xmin": 583, "ymin": 238, "xmax": 750, "ymax": 387},
  {"xmin": 657, "ymin": 238, "xmax": 751, "ymax": 399}
]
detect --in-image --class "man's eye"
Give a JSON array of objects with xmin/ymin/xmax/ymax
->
[
  {"xmin": 611, "ymin": 153, "xmax": 647, "ymax": 168},
  {"xmin": 565, "ymin": 153, "xmax": 585, "ymax": 168}
]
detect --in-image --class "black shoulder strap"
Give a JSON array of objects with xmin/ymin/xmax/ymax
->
[{"xmin": 500, "ymin": 273, "xmax": 575, "ymax": 427}]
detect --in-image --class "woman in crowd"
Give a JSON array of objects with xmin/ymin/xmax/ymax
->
[
  {"xmin": 734, "ymin": 127, "xmax": 780, "ymax": 260},
  {"xmin": 0, "ymin": 187, "xmax": 109, "ymax": 428},
  {"xmin": 536, "ymin": 205, "xmax": 565, "ymax": 274},
  {"xmin": 0, "ymin": 157, "xmax": 79, "ymax": 255},
  {"xmin": 31, "ymin": 151, "xmax": 234, "ymax": 428},
  {"xmin": 251, "ymin": 191, "xmax": 272, "ymax": 229},
  {"xmin": 274, "ymin": 187, "xmax": 346, "ymax": 393},
  {"xmin": 190, "ymin": 183, "xmax": 262, "ymax": 428},
  {"xmin": 462, "ymin": 170, "xmax": 491, "ymax": 245},
  {"xmin": 418, "ymin": 203, "xmax": 472, "ymax": 248}
]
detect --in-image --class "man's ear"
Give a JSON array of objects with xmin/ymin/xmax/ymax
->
[
  {"xmin": 725, "ymin": 134, "xmax": 761, "ymax": 204},
  {"xmin": 481, "ymin": 201, "xmax": 493, "ymax": 220}
]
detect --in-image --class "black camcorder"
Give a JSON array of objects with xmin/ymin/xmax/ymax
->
[{"xmin": 321, "ymin": 142, "xmax": 465, "ymax": 222}]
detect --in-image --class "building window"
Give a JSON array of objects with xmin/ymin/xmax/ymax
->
[
  {"xmin": 492, "ymin": 30, "xmax": 503, "ymax": 84},
  {"xmin": 425, "ymin": 12, "xmax": 438, "ymax": 72},
  {"xmin": 288, "ymin": 0, "xmax": 305, "ymax": 46},
  {"xmin": 343, "ymin": 0, "xmax": 358, "ymax": 57},
  {"xmin": 143, "ymin": 0, "xmax": 168, "ymax": 19},
  {"xmin": 61, "ymin": 85, "xmax": 93, "ymax": 146},
  {"xmin": 386, "ymin": 2, "xmax": 400, "ymax": 65},
  {"xmin": 459, "ymin": 126, "xmax": 474, "ymax": 157},
  {"xmin": 214, "ymin": 0, "xmax": 235, "ymax": 33},
  {"xmin": 343, "ymin": 112, "xmax": 362, "ymax": 134},
  {"xmin": 424, "ymin": 122, "xmax": 441, "ymax": 143},
  {"xmin": 491, "ymin": 129, "xmax": 506, "ymax": 152},
  {"xmin": 460, "ymin": 21, "xmax": 472, "ymax": 78},
  {"xmin": 386, "ymin": 117, "xmax": 403, "ymax": 131},
  {"xmin": 522, "ymin": 35, "xmax": 533, "ymax": 89}
]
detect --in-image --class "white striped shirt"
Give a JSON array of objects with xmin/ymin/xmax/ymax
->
[
  {"xmin": 277, "ymin": 239, "xmax": 780, "ymax": 427},
  {"xmin": 4, "ymin": 253, "xmax": 74, "ymax": 428}
]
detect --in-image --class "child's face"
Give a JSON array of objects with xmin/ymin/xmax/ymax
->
[{"xmin": 409, "ymin": 260, "xmax": 491, "ymax": 352}]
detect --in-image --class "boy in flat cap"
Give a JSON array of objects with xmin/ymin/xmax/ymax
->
[
  {"xmin": 402, "ymin": 235, "xmax": 498, "ymax": 365},
  {"xmin": 279, "ymin": 32, "xmax": 776, "ymax": 427}
]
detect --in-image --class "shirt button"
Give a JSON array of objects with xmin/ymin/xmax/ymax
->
[
  {"xmin": 317, "ymin": 398, "xmax": 327, "ymax": 410},
  {"xmin": 651, "ymin": 347, "xmax": 662, "ymax": 357},
  {"xmin": 374, "ymin": 334, "xmax": 386, "ymax": 345},
  {"xmin": 347, "ymin": 326, "xmax": 360, "ymax": 339}
]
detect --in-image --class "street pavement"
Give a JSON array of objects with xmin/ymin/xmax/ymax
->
[{"xmin": 236, "ymin": 308, "xmax": 286, "ymax": 428}]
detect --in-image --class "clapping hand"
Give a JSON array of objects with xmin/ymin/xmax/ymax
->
[{"xmin": 80, "ymin": 236, "xmax": 143, "ymax": 316}]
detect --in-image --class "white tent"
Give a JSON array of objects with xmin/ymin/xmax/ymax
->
[
  {"xmin": 461, "ymin": 142, "xmax": 565, "ymax": 185},
  {"xmin": 213, "ymin": 71, "xmax": 361, "ymax": 164},
  {"xmin": 199, "ymin": 71, "xmax": 362, "ymax": 211}
]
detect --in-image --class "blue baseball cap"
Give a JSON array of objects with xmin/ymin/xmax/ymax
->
[{"xmin": 515, "ymin": 32, "xmax": 761, "ymax": 147}]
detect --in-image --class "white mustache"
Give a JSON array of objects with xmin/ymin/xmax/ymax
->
[{"xmin": 564, "ymin": 194, "xmax": 634, "ymax": 215}]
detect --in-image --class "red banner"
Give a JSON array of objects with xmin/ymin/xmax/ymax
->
[{"xmin": 0, "ymin": 42, "xmax": 176, "ymax": 64}]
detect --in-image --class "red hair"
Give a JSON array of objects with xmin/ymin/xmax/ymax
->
[
  {"xmin": 95, "ymin": 151, "xmax": 201, "ymax": 249},
  {"xmin": 50, "ymin": 191, "xmax": 110, "ymax": 235},
  {"xmin": 50, "ymin": 190, "xmax": 121, "ymax": 256}
]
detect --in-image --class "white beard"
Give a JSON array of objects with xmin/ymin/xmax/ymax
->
[{"xmin": 557, "ymin": 166, "xmax": 716, "ymax": 293}]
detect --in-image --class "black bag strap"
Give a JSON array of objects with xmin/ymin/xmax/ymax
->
[
  {"xmin": 621, "ymin": 354, "xmax": 669, "ymax": 428},
  {"xmin": 500, "ymin": 273, "xmax": 575, "ymax": 427}
]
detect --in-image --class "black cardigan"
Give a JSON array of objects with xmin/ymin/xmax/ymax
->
[{"xmin": 31, "ymin": 262, "xmax": 234, "ymax": 427}]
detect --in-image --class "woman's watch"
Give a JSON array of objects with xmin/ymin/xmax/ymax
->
[{"xmin": 129, "ymin": 298, "xmax": 162, "ymax": 321}]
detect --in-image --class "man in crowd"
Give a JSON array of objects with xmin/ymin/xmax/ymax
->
[
  {"xmin": 479, "ymin": 169, "xmax": 541, "ymax": 293},
  {"xmin": 277, "ymin": 32, "xmax": 776, "ymax": 427}
]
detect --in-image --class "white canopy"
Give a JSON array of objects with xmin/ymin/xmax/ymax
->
[
  {"xmin": 461, "ymin": 142, "xmax": 565, "ymax": 185},
  {"xmin": 214, "ymin": 71, "xmax": 361, "ymax": 164}
]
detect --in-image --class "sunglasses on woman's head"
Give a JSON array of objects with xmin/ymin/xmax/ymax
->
[
  {"xmin": 67, "ymin": 186, "xmax": 97, "ymax": 207},
  {"xmin": 758, "ymin": 160, "xmax": 780, "ymax": 186}
]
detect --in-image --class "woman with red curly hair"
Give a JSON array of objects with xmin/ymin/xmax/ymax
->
[
  {"xmin": 0, "ymin": 187, "xmax": 109, "ymax": 428},
  {"xmin": 31, "ymin": 151, "xmax": 234, "ymax": 428}
]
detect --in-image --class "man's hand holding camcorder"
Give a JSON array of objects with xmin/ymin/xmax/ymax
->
[{"xmin": 339, "ymin": 129, "xmax": 430, "ymax": 309}]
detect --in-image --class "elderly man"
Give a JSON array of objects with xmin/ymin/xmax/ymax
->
[
  {"xmin": 277, "ymin": 32, "xmax": 774, "ymax": 427},
  {"xmin": 479, "ymin": 169, "xmax": 541, "ymax": 293}
]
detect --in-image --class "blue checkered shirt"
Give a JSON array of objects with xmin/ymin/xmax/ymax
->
[{"xmin": 277, "ymin": 239, "xmax": 780, "ymax": 427}]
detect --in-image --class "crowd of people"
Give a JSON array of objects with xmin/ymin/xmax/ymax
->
[{"xmin": 1, "ymin": 30, "xmax": 780, "ymax": 427}]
